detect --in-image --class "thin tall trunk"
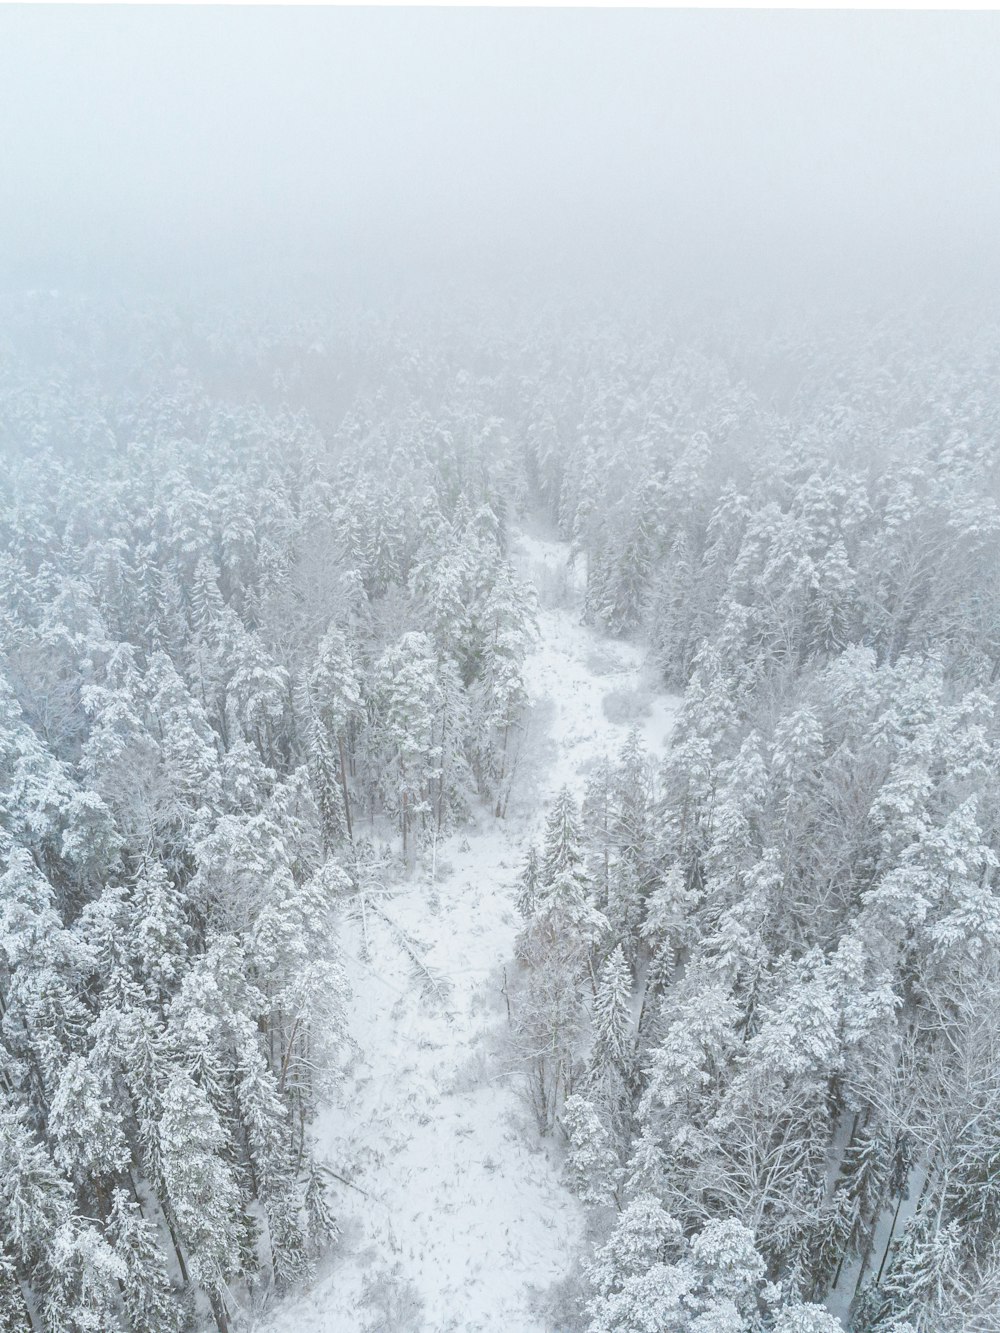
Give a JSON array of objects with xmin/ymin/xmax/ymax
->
[
  {"xmin": 337, "ymin": 734, "xmax": 353, "ymax": 842},
  {"xmin": 208, "ymin": 1288, "xmax": 231, "ymax": 1333},
  {"xmin": 831, "ymin": 1110, "xmax": 864, "ymax": 1293},
  {"xmin": 874, "ymin": 1190, "xmax": 905, "ymax": 1288},
  {"xmin": 494, "ymin": 717, "xmax": 510, "ymax": 818},
  {"xmin": 156, "ymin": 1192, "xmax": 190, "ymax": 1286}
]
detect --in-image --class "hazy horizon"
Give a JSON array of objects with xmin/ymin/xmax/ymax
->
[{"xmin": 2, "ymin": 7, "xmax": 999, "ymax": 306}]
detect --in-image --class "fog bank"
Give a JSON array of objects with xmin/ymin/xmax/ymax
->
[{"xmin": 2, "ymin": 7, "xmax": 999, "ymax": 304}]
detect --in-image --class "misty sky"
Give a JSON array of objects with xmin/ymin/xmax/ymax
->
[{"xmin": 2, "ymin": 6, "xmax": 999, "ymax": 299}]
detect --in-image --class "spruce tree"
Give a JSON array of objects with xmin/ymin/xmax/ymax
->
[
  {"xmin": 516, "ymin": 843, "xmax": 541, "ymax": 918},
  {"xmin": 541, "ymin": 786, "xmax": 587, "ymax": 888},
  {"xmin": 591, "ymin": 945, "xmax": 633, "ymax": 1077},
  {"xmin": 159, "ymin": 1068, "xmax": 241, "ymax": 1328},
  {"xmin": 106, "ymin": 1188, "xmax": 185, "ymax": 1333}
]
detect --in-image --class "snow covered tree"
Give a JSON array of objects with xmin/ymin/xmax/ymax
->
[
  {"xmin": 233, "ymin": 1034, "xmax": 308, "ymax": 1288},
  {"xmin": 371, "ymin": 631, "xmax": 443, "ymax": 863},
  {"xmin": 0, "ymin": 1252, "xmax": 31, "ymax": 1332},
  {"xmin": 586, "ymin": 1209, "xmax": 836, "ymax": 1333},
  {"xmin": 159, "ymin": 1067, "xmax": 241, "ymax": 1330},
  {"xmin": 516, "ymin": 842, "xmax": 541, "ymax": 918},
  {"xmin": 304, "ymin": 624, "xmax": 363, "ymax": 845},
  {"xmin": 105, "ymin": 1188, "xmax": 184, "ymax": 1333},
  {"xmin": 45, "ymin": 1222, "xmax": 126, "ymax": 1333},
  {"xmin": 49, "ymin": 1052, "xmax": 131, "ymax": 1184},
  {"xmin": 0, "ymin": 1107, "xmax": 74, "ymax": 1300},
  {"xmin": 469, "ymin": 558, "xmax": 537, "ymax": 815},
  {"xmin": 563, "ymin": 1093, "xmax": 624, "ymax": 1206},
  {"xmin": 302, "ymin": 1156, "xmax": 340, "ymax": 1261},
  {"xmin": 591, "ymin": 944, "xmax": 633, "ymax": 1079},
  {"xmin": 541, "ymin": 786, "xmax": 588, "ymax": 888}
]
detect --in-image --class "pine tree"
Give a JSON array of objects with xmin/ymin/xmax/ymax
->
[
  {"xmin": 373, "ymin": 631, "xmax": 443, "ymax": 863},
  {"xmin": 189, "ymin": 556, "xmax": 226, "ymax": 639},
  {"xmin": 302, "ymin": 1157, "xmax": 340, "ymax": 1260},
  {"xmin": 233, "ymin": 1034, "xmax": 307, "ymax": 1288},
  {"xmin": 591, "ymin": 945, "xmax": 633, "ymax": 1077},
  {"xmin": 606, "ymin": 859, "xmax": 644, "ymax": 968},
  {"xmin": 585, "ymin": 1196, "xmax": 686, "ymax": 1333},
  {"xmin": 49, "ymin": 1052, "xmax": 131, "ymax": 1183},
  {"xmin": 516, "ymin": 843, "xmax": 541, "ymax": 918},
  {"xmin": 158, "ymin": 1067, "xmax": 241, "ymax": 1330},
  {"xmin": 541, "ymin": 786, "xmax": 587, "ymax": 888},
  {"xmin": 409, "ymin": 536, "xmax": 474, "ymax": 675},
  {"xmin": 0, "ymin": 1107, "xmax": 74, "ymax": 1293},
  {"xmin": 470, "ymin": 558, "xmax": 537, "ymax": 815},
  {"xmin": 106, "ymin": 1188, "xmax": 184, "ymax": 1333},
  {"xmin": 223, "ymin": 614, "xmax": 290, "ymax": 769},
  {"xmin": 129, "ymin": 862, "xmax": 192, "ymax": 1006},
  {"xmin": 429, "ymin": 652, "xmax": 473, "ymax": 832},
  {"xmin": 562, "ymin": 1094, "xmax": 622, "ymax": 1206},
  {"xmin": 623, "ymin": 1128, "xmax": 668, "ymax": 1202},
  {"xmin": 771, "ymin": 1305, "xmax": 846, "ymax": 1333},
  {"xmin": 0, "ymin": 1251, "xmax": 31, "ymax": 1333},
  {"xmin": 600, "ymin": 513, "xmax": 651, "ymax": 636},
  {"xmin": 46, "ymin": 1222, "xmax": 126, "ymax": 1333},
  {"xmin": 305, "ymin": 625, "xmax": 362, "ymax": 844}
]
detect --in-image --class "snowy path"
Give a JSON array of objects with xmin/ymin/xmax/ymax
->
[{"xmin": 255, "ymin": 531, "xmax": 680, "ymax": 1333}]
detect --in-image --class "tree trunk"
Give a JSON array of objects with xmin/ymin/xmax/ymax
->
[
  {"xmin": 873, "ymin": 1189, "xmax": 905, "ymax": 1288},
  {"xmin": 156, "ymin": 1191, "xmax": 190, "ymax": 1286},
  {"xmin": 337, "ymin": 734, "xmax": 353, "ymax": 842},
  {"xmin": 208, "ymin": 1287, "xmax": 231, "ymax": 1333}
]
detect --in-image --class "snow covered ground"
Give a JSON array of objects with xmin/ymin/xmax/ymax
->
[{"xmin": 252, "ymin": 530, "xmax": 681, "ymax": 1333}]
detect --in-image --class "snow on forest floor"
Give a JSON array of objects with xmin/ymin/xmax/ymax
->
[{"xmin": 253, "ymin": 530, "xmax": 681, "ymax": 1333}]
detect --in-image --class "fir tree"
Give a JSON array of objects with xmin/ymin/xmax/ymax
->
[
  {"xmin": 106, "ymin": 1188, "xmax": 184, "ymax": 1333},
  {"xmin": 516, "ymin": 843, "xmax": 541, "ymax": 918},
  {"xmin": 541, "ymin": 786, "xmax": 587, "ymax": 888},
  {"xmin": 591, "ymin": 945, "xmax": 633, "ymax": 1077},
  {"xmin": 159, "ymin": 1068, "xmax": 241, "ymax": 1329}
]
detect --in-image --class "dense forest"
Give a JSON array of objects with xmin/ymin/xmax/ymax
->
[{"xmin": 2, "ymin": 289, "xmax": 999, "ymax": 1333}]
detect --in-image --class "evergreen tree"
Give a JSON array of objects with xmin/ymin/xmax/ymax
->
[
  {"xmin": 516, "ymin": 842, "xmax": 541, "ymax": 918},
  {"xmin": 302, "ymin": 1156, "xmax": 340, "ymax": 1260},
  {"xmin": 541, "ymin": 786, "xmax": 587, "ymax": 888},
  {"xmin": 563, "ymin": 1094, "xmax": 623, "ymax": 1206},
  {"xmin": 0, "ymin": 1251, "xmax": 31, "ymax": 1333},
  {"xmin": 305, "ymin": 625, "xmax": 362, "ymax": 845},
  {"xmin": 49, "ymin": 1052, "xmax": 131, "ymax": 1183},
  {"xmin": 591, "ymin": 945, "xmax": 633, "ymax": 1077},
  {"xmin": 106, "ymin": 1188, "xmax": 184, "ymax": 1333},
  {"xmin": 159, "ymin": 1067, "xmax": 241, "ymax": 1329}
]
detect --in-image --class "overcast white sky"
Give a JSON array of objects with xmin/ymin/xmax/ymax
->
[{"xmin": 1, "ymin": 7, "xmax": 998, "ymax": 299}]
